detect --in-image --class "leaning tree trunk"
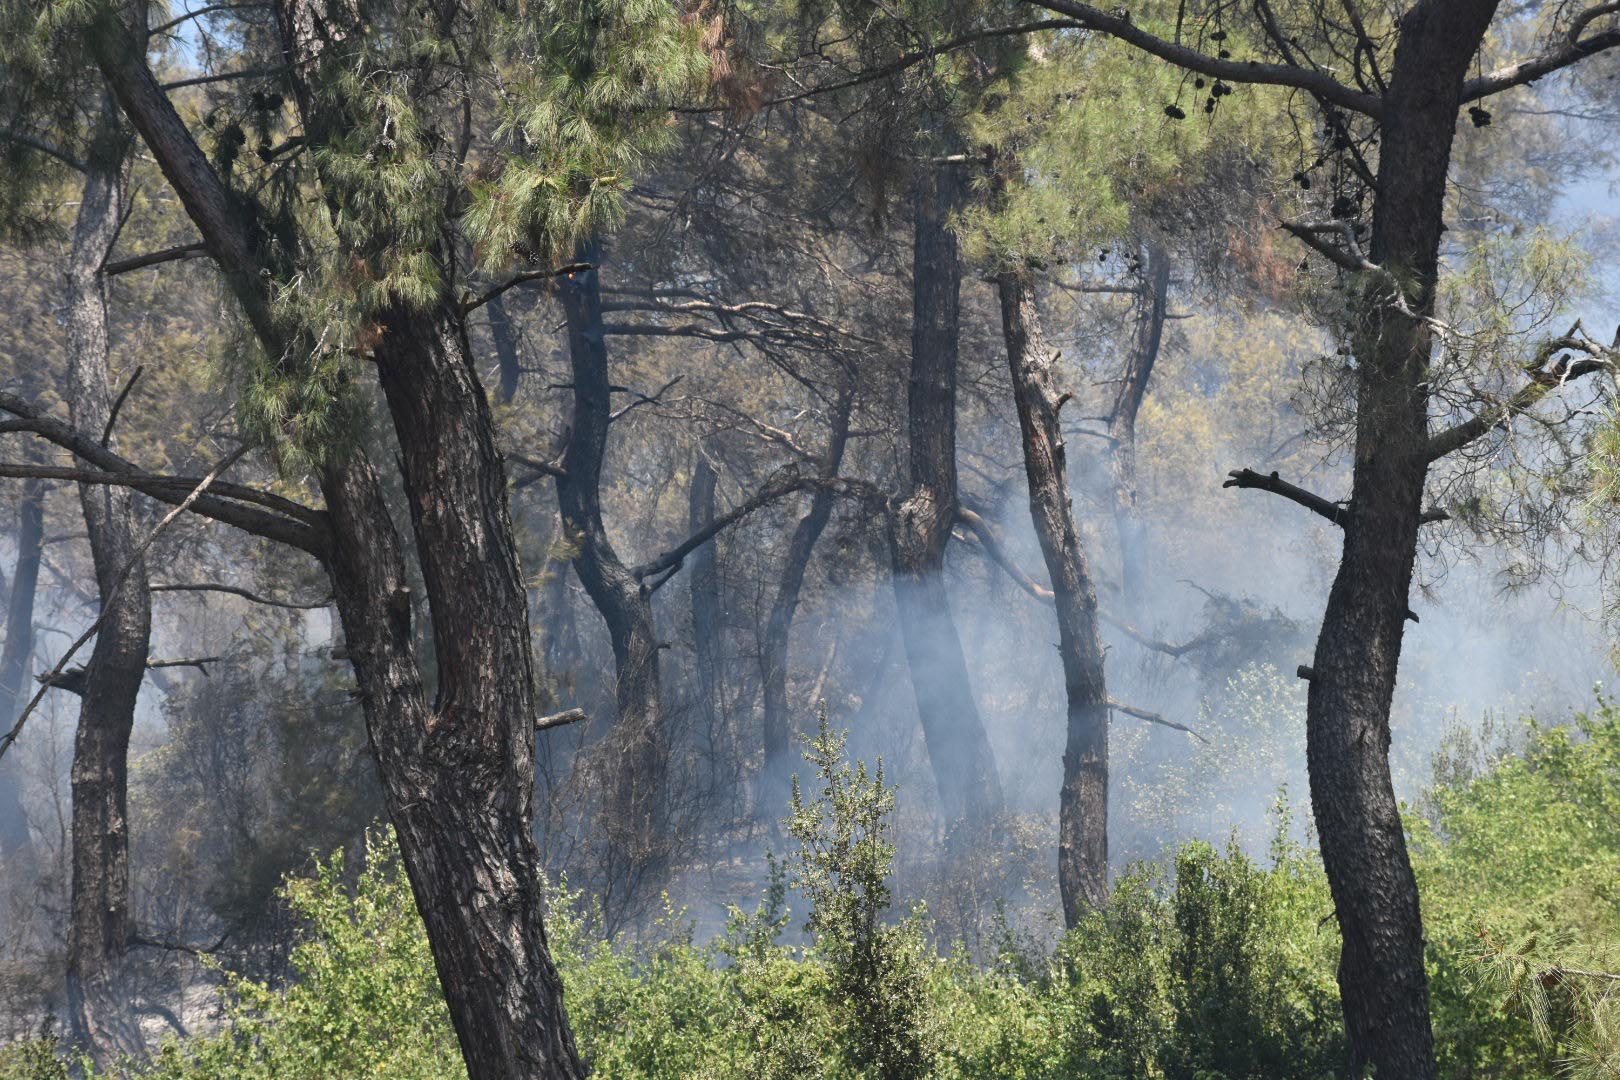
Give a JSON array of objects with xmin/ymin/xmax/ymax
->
[
  {"xmin": 62, "ymin": 92, "xmax": 151, "ymax": 1068},
  {"xmin": 889, "ymin": 164, "xmax": 1004, "ymax": 826},
  {"xmin": 554, "ymin": 241, "xmax": 669, "ymax": 860},
  {"xmin": 1106, "ymin": 241, "xmax": 1169, "ymax": 611},
  {"xmin": 0, "ymin": 475, "xmax": 44, "ymax": 858},
  {"xmin": 759, "ymin": 380, "xmax": 852, "ymax": 808},
  {"xmin": 1307, "ymin": 5, "xmax": 1498, "ymax": 1076},
  {"xmin": 998, "ymin": 270, "xmax": 1110, "ymax": 924},
  {"xmin": 90, "ymin": 14, "xmax": 588, "ymax": 1078}
]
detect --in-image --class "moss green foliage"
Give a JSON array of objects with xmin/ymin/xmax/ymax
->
[{"xmin": 32, "ymin": 703, "xmax": 1620, "ymax": 1080}]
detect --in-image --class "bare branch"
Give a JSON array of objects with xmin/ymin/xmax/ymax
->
[
  {"xmin": 1224, "ymin": 467, "xmax": 1349, "ymax": 526},
  {"xmin": 0, "ymin": 392, "xmax": 327, "ymax": 553},
  {"xmin": 1462, "ymin": 4, "xmax": 1620, "ymax": 103},
  {"xmin": 632, "ymin": 471, "xmax": 814, "ymax": 587},
  {"xmin": 462, "ymin": 263, "xmax": 593, "ymax": 313},
  {"xmin": 956, "ymin": 506, "xmax": 1208, "ymax": 655},
  {"xmin": 159, "ymin": 66, "xmax": 285, "ymax": 91},
  {"xmin": 1, "ymin": 446, "xmax": 248, "ymax": 761},
  {"xmin": 536, "ymin": 707, "xmax": 587, "ymax": 732},
  {"xmin": 1427, "ymin": 325, "xmax": 1616, "ymax": 462},
  {"xmin": 104, "ymin": 242, "xmax": 207, "ymax": 276},
  {"xmin": 609, "ymin": 376, "xmax": 684, "ymax": 423},
  {"xmin": 1107, "ymin": 698, "xmax": 1208, "ymax": 743},
  {"xmin": 152, "ymin": 582, "xmax": 332, "ymax": 609},
  {"xmin": 102, "ymin": 365, "xmax": 143, "ymax": 447}
]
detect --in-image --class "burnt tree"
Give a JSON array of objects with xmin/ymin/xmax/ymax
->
[{"xmin": 889, "ymin": 163, "xmax": 1005, "ymax": 826}]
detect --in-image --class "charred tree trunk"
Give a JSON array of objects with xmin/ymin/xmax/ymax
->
[
  {"xmin": 1107, "ymin": 242, "xmax": 1169, "ymax": 610},
  {"xmin": 688, "ymin": 453, "xmax": 722, "ymax": 754},
  {"xmin": 890, "ymin": 165, "xmax": 1004, "ymax": 826},
  {"xmin": 1306, "ymin": 5, "xmax": 1498, "ymax": 1076},
  {"xmin": 759, "ymin": 380, "xmax": 852, "ymax": 808},
  {"xmin": 62, "ymin": 93, "xmax": 150, "ymax": 1068},
  {"xmin": 90, "ymin": 14, "xmax": 588, "ymax": 1078},
  {"xmin": 998, "ymin": 270, "xmax": 1110, "ymax": 924},
  {"xmin": 554, "ymin": 243, "xmax": 668, "ymax": 856},
  {"xmin": 487, "ymin": 292, "xmax": 523, "ymax": 404},
  {"xmin": 0, "ymin": 476, "xmax": 43, "ymax": 857}
]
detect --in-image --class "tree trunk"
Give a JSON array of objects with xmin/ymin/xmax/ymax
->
[
  {"xmin": 62, "ymin": 91, "xmax": 151, "ymax": 1068},
  {"xmin": 890, "ymin": 165, "xmax": 1004, "ymax": 826},
  {"xmin": 1107, "ymin": 242, "xmax": 1169, "ymax": 611},
  {"xmin": 998, "ymin": 271, "xmax": 1110, "ymax": 924},
  {"xmin": 487, "ymin": 292, "xmax": 523, "ymax": 404},
  {"xmin": 688, "ymin": 453, "xmax": 722, "ymax": 756},
  {"xmin": 0, "ymin": 476, "xmax": 44, "ymax": 857},
  {"xmin": 554, "ymin": 242, "xmax": 669, "ymax": 860},
  {"xmin": 331, "ymin": 299, "xmax": 588, "ymax": 1080},
  {"xmin": 89, "ymin": 16, "xmax": 588, "ymax": 1078},
  {"xmin": 759, "ymin": 380, "xmax": 852, "ymax": 808},
  {"xmin": 1307, "ymin": 5, "xmax": 1498, "ymax": 1076}
]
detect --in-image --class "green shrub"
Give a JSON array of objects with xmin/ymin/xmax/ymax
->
[{"xmin": 30, "ymin": 703, "xmax": 1614, "ymax": 1080}]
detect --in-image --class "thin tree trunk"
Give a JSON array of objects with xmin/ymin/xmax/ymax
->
[
  {"xmin": 0, "ymin": 476, "xmax": 44, "ymax": 857},
  {"xmin": 688, "ymin": 453, "xmax": 722, "ymax": 755},
  {"xmin": 1307, "ymin": 5, "xmax": 1498, "ymax": 1075},
  {"xmin": 759, "ymin": 380, "xmax": 852, "ymax": 806},
  {"xmin": 62, "ymin": 90, "xmax": 151, "ymax": 1068},
  {"xmin": 90, "ymin": 16, "xmax": 588, "ymax": 1077},
  {"xmin": 998, "ymin": 270, "xmax": 1110, "ymax": 924},
  {"xmin": 554, "ymin": 241, "xmax": 669, "ymax": 859},
  {"xmin": 889, "ymin": 165, "xmax": 1004, "ymax": 826},
  {"xmin": 1106, "ymin": 242, "xmax": 1169, "ymax": 611},
  {"xmin": 487, "ymin": 292, "xmax": 523, "ymax": 404}
]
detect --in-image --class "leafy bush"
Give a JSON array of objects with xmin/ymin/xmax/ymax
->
[{"xmin": 40, "ymin": 703, "xmax": 1619, "ymax": 1080}]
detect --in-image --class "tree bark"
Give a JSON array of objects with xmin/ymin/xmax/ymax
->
[
  {"xmin": 0, "ymin": 476, "xmax": 43, "ymax": 857},
  {"xmin": 87, "ymin": 14, "xmax": 588, "ymax": 1078},
  {"xmin": 1106, "ymin": 242, "xmax": 1169, "ymax": 611},
  {"xmin": 998, "ymin": 270, "xmax": 1110, "ymax": 924},
  {"xmin": 759, "ymin": 380, "xmax": 852, "ymax": 808},
  {"xmin": 488, "ymin": 292, "xmax": 523, "ymax": 404},
  {"xmin": 1306, "ymin": 5, "xmax": 1498, "ymax": 1076},
  {"xmin": 61, "ymin": 89, "xmax": 151, "ymax": 1068},
  {"xmin": 554, "ymin": 241, "xmax": 669, "ymax": 859},
  {"xmin": 688, "ymin": 453, "xmax": 722, "ymax": 753},
  {"xmin": 889, "ymin": 165, "xmax": 1004, "ymax": 826}
]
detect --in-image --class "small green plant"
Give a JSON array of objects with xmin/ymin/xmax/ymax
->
[{"xmin": 787, "ymin": 710, "xmax": 938, "ymax": 1080}]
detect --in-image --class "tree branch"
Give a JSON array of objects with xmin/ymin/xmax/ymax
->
[
  {"xmin": 104, "ymin": 242, "xmax": 207, "ymax": 276},
  {"xmin": 102, "ymin": 365, "xmax": 143, "ymax": 446},
  {"xmin": 955, "ymin": 506, "xmax": 1209, "ymax": 655},
  {"xmin": 1, "ymin": 447, "xmax": 248, "ymax": 761},
  {"xmin": 1461, "ymin": 4, "xmax": 1620, "ymax": 103},
  {"xmin": 1022, "ymin": 0, "xmax": 1383, "ymax": 116},
  {"xmin": 1107, "ymin": 698, "xmax": 1208, "ymax": 743},
  {"xmin": 0, "ymin": 392, "xmax": 328, "ymax": 554},
  {"xmin": 1223, "ymin": 467, "xmax": 1348, "ymax": 525},
  {"xmin": 0, "ymin": 129, "xmax": 86, "ymax": 172},
  {"xmin": 535, "ymin": 707, "xmax": 587, "ymax": 732},
  {"xmin": 152, "ymin": 582, "xmax": 332, "ymax": 609},
  {"xmin": 632, "ymin": 471, "xmax": 815, "ymax": 587},
  {"xmin": 462, "ymin": 263, "xmax": 593, "ymax": 313},
  {"xmin": 1427, "ymin": 325, "xmax": 1616, "ymax": 462}
]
